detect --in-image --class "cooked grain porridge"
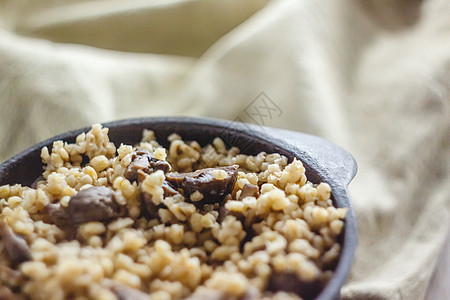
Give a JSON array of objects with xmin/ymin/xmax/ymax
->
[{"xmin": 0, "ymin": 124, "xmax": 346, "ymax": 300}]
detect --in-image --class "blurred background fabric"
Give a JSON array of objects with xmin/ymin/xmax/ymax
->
[{"xmin": 0, "ymin": 0, "xmax": 449, "ymax": 299}]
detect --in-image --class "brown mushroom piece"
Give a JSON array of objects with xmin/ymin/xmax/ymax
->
[
  {"xmin": 218, "ymin": 206, "xmax": 244, "ymax": 224},
  {"xmin": 267, "ymin": 272, "xmax": 322, "ymax": 300},
  {"xmin": 0, "ymin": 219, "xmax": 32, "ymax": 267},
  {"xmin": 165, "ymin": 165, "xmax": 238, "ymax": 205},
  {"xmin": 141, "ymin": 181, "xmax": 181, "ymax": 219},
  {"xmin": 238, "ymin": 183, "xmax": 259, "ymax": 200},
  {"xmin": 42, "ymin": 203, "xmax": 70, "ymax": 225},
  {"xmin": 140, "ymin": 192, "xmax": 159, "ymax": 219},
  {"xmin": 125, "ymin": 148, "xmax": 171, "ymax": 182},
  {"xmin": 41, "ymin": 203, "xmax": 78, "ymax": 239},
  {"xmin": 67, "ymin": 186, "xmax": 120, "ymax": 224}
]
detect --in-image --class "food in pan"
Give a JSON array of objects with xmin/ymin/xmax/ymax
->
[{"xmin": 0, "ymin": 124, "xmax": 346, "ymax": 300}]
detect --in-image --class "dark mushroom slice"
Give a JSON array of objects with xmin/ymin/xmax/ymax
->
[
  {"xmin": 218, "ymin": 184, "xmax": 258, "ymax": 223},
  {"xmin": 0, "ymin": 219, "xmax": 32, "ymax": 267},
  {"xmin": 141, "ymin": 181, "xmax": 181, "ymax": 219},
  {"xmin": 42, "ymin": 203, "xmax": 70, "ymax": 225},
  {"xmin": 67, "ymin": 186, "xmax": 121, "ymax": 224},
  {"xmin": 140, "ymin": 192, "xmax": 158, "ymax": 220},
  {"xmin": 238, "ymin": 183, "xmax": 259, "ymax": 200},
  {"xmin": 41, "ymin": 203, "xmax": 78, "ymax": 239},
  {"xmin": 218, "ymin": 206, "xmax": 244, "ymax": 224},
  {"xmin": 125, "ymin": 148, "xmax": 171, "ymax": 182},
  {"xmin": 111, "ymin": 284, "xmax": 150, "ymax": 300},
  {"xmin": 267, "ymin": 272, "xmax": 322, "ymax": 300},
  {"xmin": 166, "ymin": 165, "xmax": 239, "ymax": 205},
  {"xmin": 160, "ymin": 180, "xmax": 180, "ymax": 198}
]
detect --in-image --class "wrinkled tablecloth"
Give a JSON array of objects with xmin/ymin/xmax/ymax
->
[{"xmin": 0, "ymin": 0, "xmax": 449, "ymax": 299}]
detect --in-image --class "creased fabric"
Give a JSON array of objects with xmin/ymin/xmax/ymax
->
[{"xmin": 0, "ymin": 0, "xmax": 449, "ymax": 299}]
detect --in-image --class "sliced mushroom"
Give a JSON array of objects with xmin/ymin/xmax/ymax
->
[
  {"xmin": 238, "ymin": 183, "xmax": 259, "ymax": 200},
  {"xmin": 125, "ymin": 148, "xmax": 170, "ymax": 182},
  {"xmin": 166, "ymin": 165, "xmax": 238, "ymax": 205},
  {"xmin": 43, "ymin": 203, "xmax": 70, "ymax": 225},
  {"xmin": 67, "ymin": 186, "xmax": 120, "ymax": 224},
  {"xmin": 140, "ymin": 192, "xmax": 158, "ymax": 219},
  {"xmin": 218, "ymin": 206, "xmax": 244, "ymax": 224},
  {"xmin": 267, "ymin": 272, "xmax": 322, "ymax": 299},
  {"xmin": 41, "ymin": 203, "xmax": 78, "ymax": 239},
  {"xmin": 0, "ymin": 219, "xmax": 32, "ymax": 267},
  {"xmin": 141, "ymin": 181, "xmax": 181, "ymax": 219}
]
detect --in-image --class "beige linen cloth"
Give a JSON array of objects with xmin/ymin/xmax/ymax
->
[{"xmin": 0, "ymin": 0, "xmax": 449, "ymax": 299}]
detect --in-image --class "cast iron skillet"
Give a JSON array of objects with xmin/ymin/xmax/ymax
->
[{"xmin": 0, "ymin": 116, "xmax": 357, "ymax": 300}]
